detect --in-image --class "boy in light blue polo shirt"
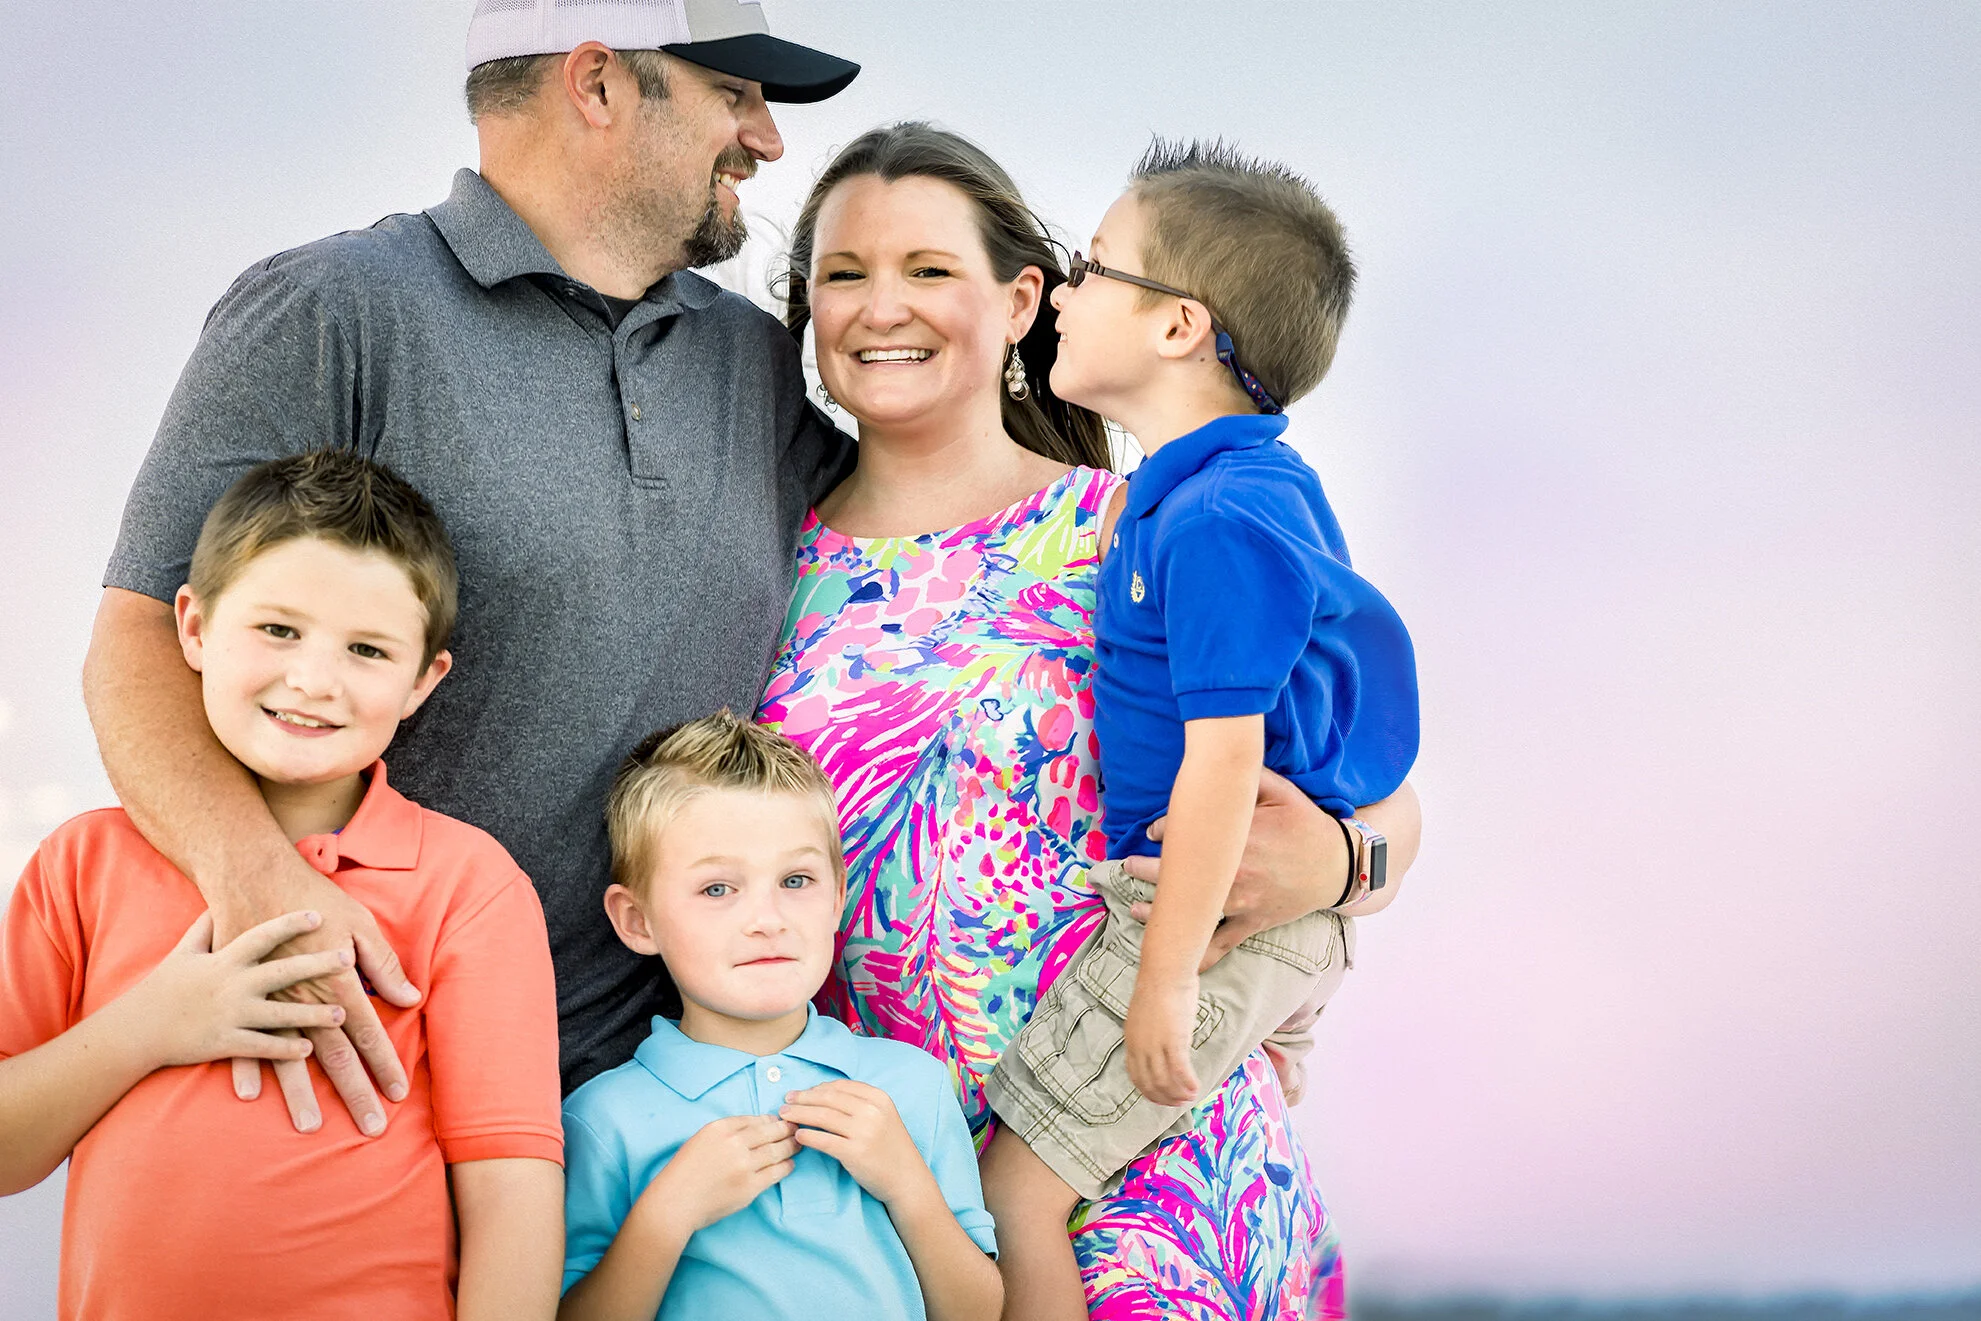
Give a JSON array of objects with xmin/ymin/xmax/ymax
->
[
  {"xmin": 559, "ymin": 713, "xmax": 1000, "ymax": 1321},
  {"xmin": 979, "ymin": 141, "xmax": 1419, "ymax": 1319}
]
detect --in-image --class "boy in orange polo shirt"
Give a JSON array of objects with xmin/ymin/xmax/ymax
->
[{"xmin": 0, "ymin": 452, "xmax": 565, "ymax": 1320}]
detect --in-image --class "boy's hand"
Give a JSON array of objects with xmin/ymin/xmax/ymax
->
[
  {"xmin": 1125, "ymin": 975, "xmax": 1201, "ymax": 1107},
  {"xmin": 644, "ymin": 1115, "xmax": 799, "ymax": 1234},
  {"xmin": 129, "ymin": 910, "xmax": 354, "ymax": 1071},
  {"xmin": 780, "ymin": 1080, "xmax": 935, "ymax": 1208}
]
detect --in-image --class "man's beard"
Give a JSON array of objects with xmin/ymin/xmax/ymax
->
[{"xmin": 681, "ymin": 184, "xmax": 748, "ymax": 268}]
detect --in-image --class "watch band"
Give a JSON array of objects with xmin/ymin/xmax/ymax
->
[{"xmin": 1334, "ymin": 816, "xmax": 1388, "ymax": 908}]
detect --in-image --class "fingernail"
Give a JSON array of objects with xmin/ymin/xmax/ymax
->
[
  {"xmin": 330, "ymin": 1008, "xmax": 345, "ymax": 1024},
  {"xmin": 338, "ymin": 949, "xmax": 355, "ymax": 967},
  {"xmin": 300, "ymin": 1112, "xmax": 321, "ymax": 1132},
  {"xmin": 304, "ymin": 911, "xmax": 321, "ymax": 925},
  {"xmin": 362, "ymin": 1114, "xmax": 385, "ymax": 1136},
  {"xmin": 386, "ymin": 1082, "xmax": 408, "ymax": 1102}
]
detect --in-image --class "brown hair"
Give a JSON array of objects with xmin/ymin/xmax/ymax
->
[
  {"xmin": 606, "ymin": 710, "xmax": 844, "ymax": 896},
  {"xmin": 187, "ymin": 450, "xmax": 458, "ymax": 667},
  {"xmin": 781, "ymin": 122, "xmax": 1111, "ymax": 471},
  {"xmin": 465, "ymin": 47, "xmax": 671, "ymax": 122},
  {"xmin": 1130, "ymin": 138, "xmax": 1357, "ymax": 409}
]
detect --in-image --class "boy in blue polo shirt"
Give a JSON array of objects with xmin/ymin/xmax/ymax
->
[
  {"xmin": 980, "ymin": 140, "xmax": 1420, "ymax": 1317},
  {"xmin": 558, "ymin": 712, "xmax": 1000, "ymax": 1321}
]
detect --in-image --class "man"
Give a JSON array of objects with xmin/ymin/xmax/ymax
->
[
  {"xmin": 85, "ymin": 0, "xmax": 859, "ymax": 1134},
  {"xmin": 84, "ymin": 0, "xmax": 1418, "ymax": 1138}
]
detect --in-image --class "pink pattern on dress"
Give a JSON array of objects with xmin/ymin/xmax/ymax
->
[{"xmin": 761, "ymin": 467, "xmax": 1343, "ymax": 1318}]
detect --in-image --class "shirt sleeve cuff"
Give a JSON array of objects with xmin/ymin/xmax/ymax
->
[
  {"xmin": 1175, "ymin": 685, "xmax": 1279, "ymax": 721},
  {"xmin": 439, "ymin": 1129, "xmax": 566, "ymax": 1166},
  {"xmin": 954, "ymin": 1207, "xmax": 999, "ymax": 1257},
  {"xmin": 101, "ymin": 559, "xmax": 184, "ymax": 605}
]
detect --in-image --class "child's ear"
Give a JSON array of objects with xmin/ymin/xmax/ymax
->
[
  {"xmin": 603, "ymin": 883, "xmax": 662, "ymax": 957},
  {"xmin": 399, "ymin": 649, "xmax": 453, "ymax": 719},
  {"xmin": 173, "ymin": 585, "xmax": 207, "ymax": 673},
  {"xmin": 1156, "ymin": 297, "xmax": 1218, "ymax": 363}
]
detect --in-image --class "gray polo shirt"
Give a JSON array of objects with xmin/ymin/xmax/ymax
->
[{"xmin": 106, "ymin": 169, "xmax": 852, "ymax": 1093}]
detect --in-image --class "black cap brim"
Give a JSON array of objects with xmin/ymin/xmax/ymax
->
[{"xmin": 664, "ymin": 34, "xmax": 859, "ymax": 103}]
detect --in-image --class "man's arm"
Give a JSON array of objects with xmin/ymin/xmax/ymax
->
[
  {"xmin": 453, "ymin": 1157, "xmax": 565, "ymax": 1321},
  {"xmin": 1123, "ymin": 771, "xmax": 1424, "ymax": 968},
  {"xmin": 82, "ymin": 587, "xmax": 417, "ymax": 1133}
]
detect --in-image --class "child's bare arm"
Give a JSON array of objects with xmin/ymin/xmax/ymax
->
[
  {"xmin": 0, "ymin": 909, "xmax": 346, "ymax": 1195},
  {"xmin": 559, "ymin": 1114, "xmax": 798, "ymax": 1321},
  {"xmin": 1125, "ymin": 714, "xmax": 1265, "ymax": 1106},
  {"xmin": 453, "ymin": 1157, "xmax": 564, "ymax": 1321},
  {"xmin": 780, "ymin": 1080, "xmax": 1001, "ymax": 1321}
]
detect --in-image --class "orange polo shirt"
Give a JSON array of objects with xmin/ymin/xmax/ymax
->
[{"xmin": 0, "ymin": 762, "xmax": 563, "ymax": 1321}]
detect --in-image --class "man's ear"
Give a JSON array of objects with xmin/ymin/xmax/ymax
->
[
  {"xmin": 603, "ymin": 883, "xmax": 662, "ymax": 956},
  {"xmin": 400, "ymin": 649, "xmax": 453, "ymax": 720},
  {"xmin": 173, "ymin": 585, "xmax": 207, "ymax": 673},
  {"xmin": 561, "ymin": 42, "xmax": 620, "ymax": 129}
]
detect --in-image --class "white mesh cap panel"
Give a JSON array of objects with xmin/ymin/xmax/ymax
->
[{"xmin": 465, "ymin": 0, "xmax": 694, "ymax": 69}]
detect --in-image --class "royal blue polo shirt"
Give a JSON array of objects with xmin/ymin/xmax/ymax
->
[
  {"xmin": 1095, "ymin": 413, "xmax": 1419, "ymax": 857},
  {"xmin": 561, "ymin": 1008, "xmax": 995, "ymax": 1320}
]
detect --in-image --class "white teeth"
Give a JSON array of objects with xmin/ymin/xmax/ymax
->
[
  {"xmin": 716, "ymin": 172, "xmax": 743, "ymax": 189},
  {"xmin": 272, "ymin": 711, "xmax": 331, "ymax": 729},
  {"xmin": 857, "ymin": 348, "xmax": 933, "ymax": 363}
]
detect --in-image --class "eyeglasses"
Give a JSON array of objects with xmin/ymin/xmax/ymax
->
[{"xmin": 1066, "ymin": 252, "xmax": 1282, "ymax": 414}]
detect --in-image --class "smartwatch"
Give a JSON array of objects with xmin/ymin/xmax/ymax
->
[{"xmin": 1333, "ymin": 817, "xmax": 1388, "ymax": 908}]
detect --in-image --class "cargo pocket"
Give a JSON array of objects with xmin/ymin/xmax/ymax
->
[
  {"xmin": 1016, "ymin": 927, "xmax": 1224, "ymax": 1126},
  {"xmin": 1231, "ymin": 908, "xmax": 1340, "ymax": 977}
]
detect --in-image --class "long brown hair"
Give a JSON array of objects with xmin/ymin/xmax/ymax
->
[{"xmin": 781, "ymin": 122, "xmax": 1111, "ymax": 471}]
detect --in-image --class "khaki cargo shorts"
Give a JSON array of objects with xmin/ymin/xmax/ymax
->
[{"xmin": 984, "ymin": 859, "xmax": 1353, "ymax": 1200}]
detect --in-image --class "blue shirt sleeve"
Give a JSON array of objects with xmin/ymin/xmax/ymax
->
[
  {"xmin": 561, "ymin": 1107, "xmax": 633, "ymax": 1295},
  {"xmin": 915, "ymin": 1067, "xmax": 998, "ymax": 1257},
  {"xmin": 1155, "ymin": 512, "xmax": 1322, "ymax": 721}
]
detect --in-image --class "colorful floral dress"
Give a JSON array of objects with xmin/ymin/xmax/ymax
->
[{"xmin": 759, "ymin": 467, "xmax": 1345, "ymax": 1319}]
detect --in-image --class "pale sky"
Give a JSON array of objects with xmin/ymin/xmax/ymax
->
[{"xmin": 2, "ymin": 2, "xmax": 1977, "ymax": 1308}]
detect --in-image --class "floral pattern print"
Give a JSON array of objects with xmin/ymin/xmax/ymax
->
[{"xmin": 759, "ymin": 467, "xmax": 1343, "ymax": 1318}]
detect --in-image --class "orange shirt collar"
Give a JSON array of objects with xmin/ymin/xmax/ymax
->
[{"xmin": 293, "ymin": 761, "xmax": 424, "ymax": 876}]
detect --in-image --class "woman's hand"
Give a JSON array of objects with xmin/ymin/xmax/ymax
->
[
  {"xmin": 1124, "ymin": 974, "xmax": 1201, "ymax": 1107},
  {"xmin": 780, "ymin": 1079, "xmax": 936, "ymax": 1208},
  {"xmin": 130, "ymin": 909, "xmax": 352, "ymax": 1070}
]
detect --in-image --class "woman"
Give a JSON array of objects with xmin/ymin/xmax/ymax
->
[{"xmin": 758, "ymin": 123, "xmax": 1417, "ymax": 1320}]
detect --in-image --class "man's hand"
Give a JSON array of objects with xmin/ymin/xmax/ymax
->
[
  {"xmin": 126, "ymin": 910, "xmax": 351, "ymax": 1069},
  {"xmin": 641, "ymin": 1114, "xmax": 799, "ymax": 1234},
  {"xmin": 1124, "ymin": 975, "xmax": 1201, "ymax": 1107},
  {"xmin": 216, "ymin": 868, "xmax": 421, "ymax": 1137},
  {"xmin": 1122, "ymin": 768, "xmax": 1348, "ymax": 971},
  {"xmin": 780, "ymin": 1080, "xmax": 936, "ymax": 1208}
]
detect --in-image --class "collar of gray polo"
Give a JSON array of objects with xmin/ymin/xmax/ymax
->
[{"xmin": 425, "ymin": 168, "xmax": 720, "ymax": 314}]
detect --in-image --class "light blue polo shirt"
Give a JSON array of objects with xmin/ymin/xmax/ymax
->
[
  {"xmin": 1096, "ymin": 412, "xmax": 1420, "ymax": 856},
  {"xmin": 561, "ymin": 1008, "xmax": 996, "ymax": 1319}
]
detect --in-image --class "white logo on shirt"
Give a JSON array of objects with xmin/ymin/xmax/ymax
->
[{"xmin": 1130, "ymin": 571, "xmax": 1146, "ymax": 603}]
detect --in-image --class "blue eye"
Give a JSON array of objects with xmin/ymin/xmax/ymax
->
[
  {"xmin": 780, "ymin": 873, "xmax": 813, "ymax": 890},
  {"xmin": 702, "ymin": 882, "xmax": 733, "ymax": 898}
]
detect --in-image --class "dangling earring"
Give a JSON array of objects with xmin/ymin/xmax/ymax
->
[
  {"xmin": 815, "ymin": 379, "xmax": 838, "ymax": 412},
  {"xmin": 1004, "ymin": 344, "xmax": 1031, "ymax": 401}
]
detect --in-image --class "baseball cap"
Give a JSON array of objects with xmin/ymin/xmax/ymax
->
[{"xmin": 466, "ymin": 0, "xmax": 859, "ymax": 103}]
